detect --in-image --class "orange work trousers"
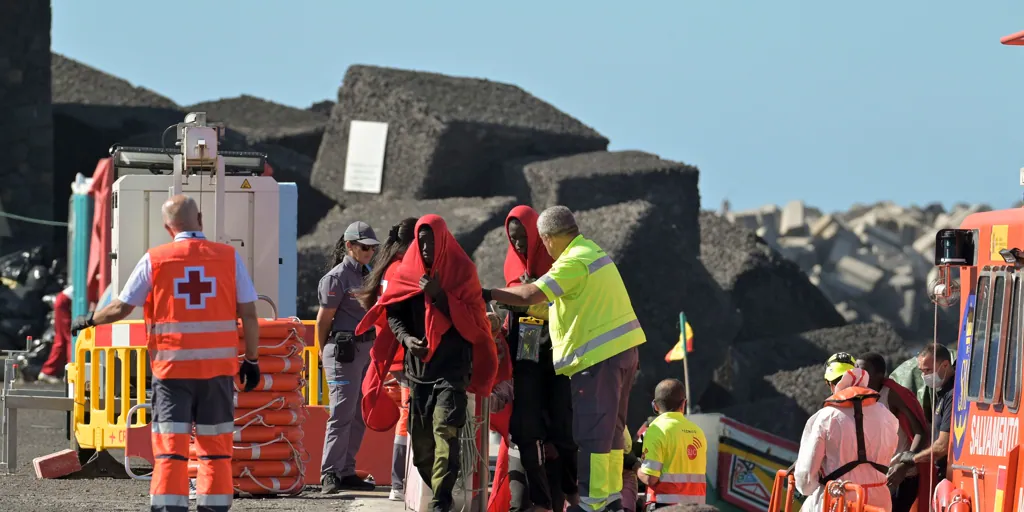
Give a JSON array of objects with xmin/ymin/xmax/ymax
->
[{"xmin": 150, "ymin": 375, "xmax": 235, "ymax": 512}]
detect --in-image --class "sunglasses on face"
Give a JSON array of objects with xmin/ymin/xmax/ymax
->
[{"xmin": 353, "ymin": 242, "xmax": 375, "ymax": 252}]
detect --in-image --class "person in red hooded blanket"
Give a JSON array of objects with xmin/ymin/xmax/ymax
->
[
  {"xmin": 355, "ymin": 217, "xmax": 419, "ymax": 502},
  {"xmin": 495, "ymin": 205, "xmax": 578, "ymax": 512},
  {"xmin": 355, "ymin": 215, "xmax": 498, "ymax": 512},
  {"xmin": 855, "ymin": 352, "xmax": 931, "ymax": 512}
]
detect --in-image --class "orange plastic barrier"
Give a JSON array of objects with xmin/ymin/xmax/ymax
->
[{"xmin": 233, "ymin": 373, "xmax": 305, "ymax": 392}]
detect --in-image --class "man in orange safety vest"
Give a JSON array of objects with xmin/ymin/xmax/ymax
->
[{"xmin": 73, "ymin": 194, "xmax": 262, "ymax": 512}]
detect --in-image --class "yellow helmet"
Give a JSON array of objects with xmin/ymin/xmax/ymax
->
[{"xmin": 824, "ymin": 352, "xmax": 856, "ymax": 382}]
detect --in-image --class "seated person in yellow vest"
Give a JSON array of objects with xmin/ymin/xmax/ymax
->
[
  {"xmin": 794, "ymin": 368, "xmax": 899, "ymax": 512},
  {"xmin": 485, "ymin": 205, "xmax": 646, "ymax": 512},
  {"xmin": 636, "ymin": 379, "xmax": 707, "ymax": 510}
]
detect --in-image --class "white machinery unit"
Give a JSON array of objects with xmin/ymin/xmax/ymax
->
[{"xmin": 109, "ymin": 112, "xmax": 281, "ymax": 319}]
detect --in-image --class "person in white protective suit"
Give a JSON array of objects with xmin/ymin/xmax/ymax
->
[{"xmin": 793, "ymin": 367, "xmax": 900, "ymax": 512}]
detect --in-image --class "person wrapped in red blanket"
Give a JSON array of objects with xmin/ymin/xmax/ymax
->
[
  {"xmin": 489, "ymin": 205, "xmax": 578, "ymax": 512},
  {"xmin": 355, "ymin": 217, "xmax": 419, "ymax": 501},
  {"xmin": 855, "ymin": 353, "xmax": 932, "ymax": 512},
  {"xmin": 356, "ymin": 214, "xmax": 497, "ymax": 512}
]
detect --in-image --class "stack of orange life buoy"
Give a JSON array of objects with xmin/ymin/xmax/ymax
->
[{"xmin": 188, "ymin": 317, "xmax": 310, "ymax": 496}]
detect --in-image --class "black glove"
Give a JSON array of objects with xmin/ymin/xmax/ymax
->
[
  {"xmin": 482, "ymin": 288, "xmax": 493, "ymax": 303},
  {"xmin": 239, "ymin": 358, "xmax": 261, "ymax": 392},
  {"xmin": 70, "ymin": 313, "xmax": 95, "ymax": 336}
]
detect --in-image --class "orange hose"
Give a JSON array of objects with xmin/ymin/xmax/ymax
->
[
  {"xmin": 233, "ymin": 373, "xmax": 304, "ymax": 392},
  {"xmin": 233, "ymin": 476, "xmax": 303, "ymax": 495},
  {"xmin": 233, "ymin": 425, "xmax": 303, "ymax": 443},
  {"xmin": 234, "ymin": 408, "xmax": 307, "ymax": 426},
  {"xmin": 254, "ymin": 354, "xmax": 305, "ymax": 373},
  {"xmin": 233, "ymin": 391, "xmax": 305, "ymax": 410},
  {"xmin": 189, "ymin": 459, "xmax": 302, "ymax": 478},
  {"xmin": 225, "ymin": 442, "xmax": 306, "ymax": 461}
]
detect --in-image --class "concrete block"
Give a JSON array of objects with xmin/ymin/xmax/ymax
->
[
  {"xmin": 779, "ymin": 200, "xmax": 809, "ymax": 236},
  {"xmin": 33, "ymin": 449, "xmax": 81, "ymax": 479},
  {"xmin": 726, "ymin": 209, "xmax": 763, "ymax": 231},
  {"xmin": 710, "ymin": 322, "xmax": 907, "ymax": 410},
  {"xmin": 511, "ymin": 151, "xmax": 701, "ymax": 254},
  {"xmin": 187, "ymin": 94, "xmax": 329, "ymax": 159},
  {"xmin": 835, "ymin": 255, "xmax": 886, "ymax": 294},
  {"xmin": 699, "ymin": 211, "xmax": 844, "ymax": 342},
  {"xmin": 310, "ymin": 65, "xmax": 608, "ymax": 205}
]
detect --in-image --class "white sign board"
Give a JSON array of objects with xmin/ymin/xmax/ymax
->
[{"xmin": 343, "ymin": 120, "xmax": 389, "ymax": 194}]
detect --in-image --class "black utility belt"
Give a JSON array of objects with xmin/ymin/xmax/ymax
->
[{"xmin": 326, "ymin": 331, "xmax": 374, "ymax": 343}]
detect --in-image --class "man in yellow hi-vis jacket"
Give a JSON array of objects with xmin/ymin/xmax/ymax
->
[{"xmin": 486, "ymin": 205, "xmax": 646, "ymax": 512}]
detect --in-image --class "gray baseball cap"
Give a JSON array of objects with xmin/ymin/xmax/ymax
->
[{"xmin": 343, "ymin": 221, "xmax": 380, "ymax": 245}]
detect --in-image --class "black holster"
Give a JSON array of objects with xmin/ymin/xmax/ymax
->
[{"xmin": 328, "ymin": 331, "xmax": 356, "ymax": 363}]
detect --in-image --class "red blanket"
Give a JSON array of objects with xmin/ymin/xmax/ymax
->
[
  {"xmin": 361, "ymin": 258, "xmax": 405, "ymax": 432},
  {"xmin": 487, "ymin": 330, "xmax": 514, "ymax": 512},
  {"xmin": 503, "ymin": 205, "xmax": 554, "ymax": 286},
  {"xmin": 356, "ymin": 215, "xmax": 497, "ymax": 396}
]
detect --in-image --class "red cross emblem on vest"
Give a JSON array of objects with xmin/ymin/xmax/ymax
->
[{"xmin": 174, "ymin": 266, "xmax": 217, "ymax": 309}]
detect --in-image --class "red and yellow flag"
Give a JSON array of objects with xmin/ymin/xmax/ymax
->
[{"xmin": 665, "ymin": 313, "xmax": 694, "ymax": 362}]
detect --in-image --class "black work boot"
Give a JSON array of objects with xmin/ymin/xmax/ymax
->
[
  {"xmin": 339, "ymin": 474, "xmax": 376, "ymax": 491},
  {"xmin": 321, "ymin": 473, "xmax": 342, "ymax": 494}
]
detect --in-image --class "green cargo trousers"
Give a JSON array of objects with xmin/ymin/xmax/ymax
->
[{"xmin": 409, "ymin": 379, "xmax": 468, "ymax": 512}]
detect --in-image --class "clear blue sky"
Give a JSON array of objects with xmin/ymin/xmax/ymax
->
[{"xmin": 52, "ymin": 0, "xmax": 1024, "ymax": 214}]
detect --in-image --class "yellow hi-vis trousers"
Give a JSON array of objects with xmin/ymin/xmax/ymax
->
[{"xmin": 570, "ymin": 348, "xmax": 639, "ymax": 512}]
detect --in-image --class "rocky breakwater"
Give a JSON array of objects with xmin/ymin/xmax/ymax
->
[{"xmin": 724, "ymin": 200, "xmax": 991, "ymax": 344}]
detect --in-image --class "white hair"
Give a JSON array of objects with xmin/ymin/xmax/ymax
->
[{"xmin": 537, "ymin": 206, "xmax": 578, "ymax": 237}]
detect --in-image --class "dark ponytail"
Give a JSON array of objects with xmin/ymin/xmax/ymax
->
[
  {"xmin": 356, "ymin": 217, "xmax": 418, "ymax": 310},
  {"xmin": 326, "ymin": 236, "xmax": 347, "ymax": 273}
]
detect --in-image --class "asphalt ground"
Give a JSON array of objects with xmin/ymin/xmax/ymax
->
[{"xmin": 0, "ymin": 381, "xmax": 405, "ymax": 512}]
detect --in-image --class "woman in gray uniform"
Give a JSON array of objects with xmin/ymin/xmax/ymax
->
[{"xmin": 316, "ymin": 220, "xmax": 380, "ymax": 494}]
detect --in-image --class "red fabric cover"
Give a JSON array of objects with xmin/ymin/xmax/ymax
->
[
  {"xmin": 40, "ymin": 290, "xmax": 73, "ymax": 376},
  {"xmin": 487, "ymin": 332, "xmax": 514, "ymax": 512},
  {"xmin": 86, "ymin": 158, "xmax": 114, "ymax": 304},
  {"xmin": 503, "ymin": 205, "xmax": 554, "ymax": 286},
  {"xmin": 356, "ymin": 215, "xmax": 497, "ymax": 396},
  {"xmin": 361, "ymin": 258, "xmax": 405, "ymax": 432}
]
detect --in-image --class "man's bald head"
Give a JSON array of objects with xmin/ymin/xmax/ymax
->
[
  {"xmin": 162, "ymin": 194, "xmax": 203, "ymax": 234},
  {"xmin": 654, "ymin": 378, "xmax": 687, "ymax": 413}
]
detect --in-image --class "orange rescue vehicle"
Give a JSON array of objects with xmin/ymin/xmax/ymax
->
[
  {"xmin": 922, "ymin": 26, "xmax": 1024, "ymax": 512},
  {"xmin": 770, "ymin": 28, "xmax": 1024, "ymax": 512}
]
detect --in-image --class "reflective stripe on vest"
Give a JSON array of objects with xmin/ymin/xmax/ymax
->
[
  {"xmin": 545, "ymin": 236, "xmax": 645, "ymax": 377},
  {"xmin": 145, "ymin": 238, "xmax": 240, "ymax": 380}
]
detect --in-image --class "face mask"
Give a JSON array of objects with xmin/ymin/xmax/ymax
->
[{"xmin": 923, "ymin": 371, "xmax": 942, "ymax": 389}]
